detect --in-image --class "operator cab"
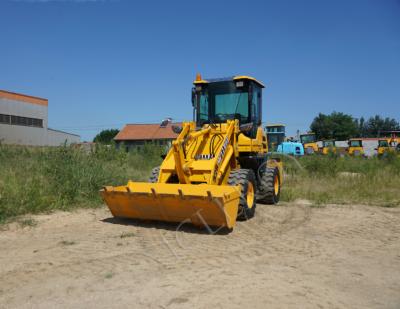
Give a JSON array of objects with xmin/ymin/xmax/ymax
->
[
  {"xmin": 349, "ymin": 139, "xmax": 362, "ymax": 147},
  {"xmin": 192, "ymin": 75, "xmax": 264, "ymax": 137},
  {"xmin": 300, "ymin": 133, "xmax": 317, "ymax": 144},
  {"xmin": 378, "ymin": 139, "xmax": 389, "ymax": 148},
  {"xmin": 322, "ymin": 140, "xmax": 335, "ymax": 147}
]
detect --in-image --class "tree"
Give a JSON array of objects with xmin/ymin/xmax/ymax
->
[
  {"xmin": 361, "ymin": 115, "xmax": 400, "ymax": 137},
  {"xmin": 310, "ymin": 112, "xmax": 359, "ymax": 140},
  {"xmin": 357, "ymin": 116, "xmax": 366, "ymax": 137},
  {"xmin": 93, "ymin": 129, "xmax": 119, "ymax": 144}
]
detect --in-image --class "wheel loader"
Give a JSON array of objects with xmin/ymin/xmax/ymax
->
[
  {"xmin": 319, "ymin": 140, "xmax": 337, "ymax": 155},
  {"xmin": 300, "ymin": 132, "xmax": 318, "ymax": 154},
  {"xmin": 100, "ymin": 75, "xmax": 283, "ymax": 229},
  {"xmin": 377, "ymin": 138, "xmax": 391, "ymax": 156},
  {"xmin": 376, "ymin": 131, "xmax": 400, "ymax": 157},
  {"xmin": 347, "ymin": 138, "xmax": 364, "ymax": 156}
]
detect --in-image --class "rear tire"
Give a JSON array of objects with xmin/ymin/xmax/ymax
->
[
  {"xmin": 258, "ymin": 166, "xmax": 280, "ymax": 204},
  {"xmin": 227, "ymin": 169, "xmax": 256, "ymax": 220},
  {"xmin": 148, "ymin": 166, "xmax": 160, "ymax": 183}
]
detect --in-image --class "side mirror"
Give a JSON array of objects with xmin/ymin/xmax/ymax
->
[{"xmin": 191, "ymin": 88, "xmax": 196, "ymax": 107}]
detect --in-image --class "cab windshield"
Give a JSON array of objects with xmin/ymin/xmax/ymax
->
[
  {"xmin": 349, "ymin": 140, "xmax": 362, "ymax": 147},
  {"xmin": 323, "ymin": 140, "xmax": 335, "ymax": 147},
  {"xmin": 378, "ymin": 140, "xmax": 389, "ymax": 147},
  {"xmin": 300, "ymin": 134, "xmax": 316, "ymax": 144},
  {"xmin": 197, "ymin": 82, "xmax": 249, "ymax": 125}
]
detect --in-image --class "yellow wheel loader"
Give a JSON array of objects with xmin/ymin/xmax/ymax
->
[
  {"xmin": 100, "ymin": 75, "xmax": 283, "ymax": 229},
  {"xmin": 377, "ymin": 131, "xmax": 400, "ymax": 157},
  {"xmin": 300, "ymin": 132, "xmax": 318, "ymax": 154},
  {"xmin": 377, "ymin": 138, "xmax": 391, "ymax": 156},
  {"xmin": 319, "ymin": 140, "xmax": 337, "ymax": 155},
  {"xmin": 347, "ymin": 139, "xmax": 364, "ymax": 156}
]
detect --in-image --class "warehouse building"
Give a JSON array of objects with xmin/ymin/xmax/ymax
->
[
  {"xmin": 0, "ymin": 89, "xmax": 79, "ymax": 146},
  {"xmin": 114, "ymin": 119, "xmax": 180, "ymax": 151}
]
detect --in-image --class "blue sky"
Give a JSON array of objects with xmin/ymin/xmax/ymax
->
[{"xmin": 1, "ymin": 0, "xmax": 399, "ymax": 141}]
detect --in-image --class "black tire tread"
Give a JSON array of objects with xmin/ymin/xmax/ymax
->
[
  {"xmin": 258, "ymin": 166, "xmax": 280, "ymax": 204},
  {"xmin": 227, "ymin": 169, "xmax": 256, "ymax": 220}
]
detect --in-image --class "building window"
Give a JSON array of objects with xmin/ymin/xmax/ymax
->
[
  {"xmin": 0, "ymin": 113, "xmax": 43, "ymax": 128},
  {"xmin": 0, "ymin": 114, "xmax": 11, "ymax": 124}
]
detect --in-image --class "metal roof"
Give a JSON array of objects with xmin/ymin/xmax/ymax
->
[{"xmin": 193, "ymin": 75, "xmax": 265, "ymax": 88}]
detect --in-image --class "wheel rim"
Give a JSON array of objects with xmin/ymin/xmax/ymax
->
[
  {"xmin": 274, "ymin": 175, "xmax": 279, "ymax": 195},
  {"xmin": 247, "ymin": 182, "xmax": 255, "ymax": 208}
]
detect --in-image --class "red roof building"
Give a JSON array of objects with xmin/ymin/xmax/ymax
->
[{"xmin": 114, "ymin": 120, "xmax": 180, "ymax": 150}]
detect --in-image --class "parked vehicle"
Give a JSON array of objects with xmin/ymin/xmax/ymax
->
[
  {"xmin": 300, "ymin": 132, "xmax": 318, "ymax": 154},
  {"xmin": 277, "ymin": 142, "xmax": 304, "ymax": 156}
]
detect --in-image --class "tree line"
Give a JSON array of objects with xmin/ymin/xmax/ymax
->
[{"xmin": 310, "ymin": 112, "xmax": 400, "ymax": 140}]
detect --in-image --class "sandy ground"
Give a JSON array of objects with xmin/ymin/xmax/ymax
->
[{"xmin": 0, "ymin": 202, "xmax": 399, "ymax": 309}]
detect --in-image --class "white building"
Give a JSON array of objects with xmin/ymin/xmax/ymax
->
[{"xmin": 0, "ymin": 90, "xmax": 79, "ymax": 146}]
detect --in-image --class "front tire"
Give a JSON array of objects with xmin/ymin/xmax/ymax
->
[{"xmin": 227, "ymin": 169, "xmax": 256, "ymax": 220}]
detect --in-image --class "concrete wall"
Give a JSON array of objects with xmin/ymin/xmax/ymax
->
[
  {"xmin": 47, "ymin": 128, "xmax": 80, "ymax": 146},
  {"xmin": 0, "ymin": 123, "xmax": 47, "ymax": 145},
  {"xmin": 0, "ymin": 97, "xmax": 80, "ymax": 146}
]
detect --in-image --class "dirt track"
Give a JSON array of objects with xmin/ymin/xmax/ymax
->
[{"xmin": 0, "ymin": 202, "xmax": 399, "ymax": 309}]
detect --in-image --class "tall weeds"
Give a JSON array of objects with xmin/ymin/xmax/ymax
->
[
  {"xmin": 1, "ymin": 144, "xmax": 399, "ymax": 223},
  {"xmin": 280, "ymin": 154, "xmax": 400, "ymax": 207},
  {"xmin": 0, "ymin": 144, "xmax": 163, "ymax": 222}
]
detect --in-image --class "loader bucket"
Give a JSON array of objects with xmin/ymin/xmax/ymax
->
[{"xmin": 100, "ymin": 181, "xmax": 241, "ymax": 229}]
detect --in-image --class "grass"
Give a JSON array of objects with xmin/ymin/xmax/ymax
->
[
  {"xmin": 120, "ymin": 232, "xmax": 135, "ymax": 238},
  {"xmin": 18, "ymin": 218, "xmax": 38, "ymax": 227},
  {"xmin": 0, "ymin": 143, "xmax": 399, "ymax": 224},
  {"xmin": 279, "ymin": 153, "xmax": 400, "ymax": 207},
  {"xmin": 104, "ymin": 271, "xmax": 114, "ymax": 279},
  {"xmin": 0, "ymin": 143, "xmax": 164, "ymax": 223}
]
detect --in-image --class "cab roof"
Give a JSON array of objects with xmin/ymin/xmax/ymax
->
[
  {"xmin": 193, "ymin": 75, "xmax": 265, "ymax": 88},
  {"xmin": 266, "ymin": 124, "xmax": 285, "ymax": 127}
]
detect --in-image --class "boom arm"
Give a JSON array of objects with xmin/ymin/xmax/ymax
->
[{"xmin": 159, "ymin": 120, "xmax": 239, "ymax": 186}]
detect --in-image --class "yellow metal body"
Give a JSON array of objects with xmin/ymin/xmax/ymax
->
[
  {"xmin": 304, "ymin": 142, "xmax": 318, "ymax": 153},
  {"xmin": 194, "ymin": 75, "xmax": 265, "ymax": 88},
  {"xmin": 377, "ymin": 137, "xmax": 400, "ymax": 156},
  {"xmin": 101, "ymin": 182, "xmax": 240, "ymax": 228},
  {"xmin": 300, "ymin": 133, "xmax": 318, "ymax": 154},
  {"xmin": 347, "ymin": 139, "xmax": 364, "ymax": 156},
  {"xmin": 101, "ymin": 119, "xmax": 280, "ymax": 229},
  {"xmin": 319, "ymin": 141, "xmax": 337, "ymax": 155},
  {"xmin": 377, "ymin": 138, "xmax": 391, "ymax": 156},
  {"xmin": 348, "ymin": 147, "xmax": 364, "ymax": 156},
  {"xmin": 101, "ymin": 75, "xmax": 283, "ymax": 229}
]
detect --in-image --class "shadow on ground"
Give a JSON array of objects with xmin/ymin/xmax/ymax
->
[{"xmin": 101, "ymin": 217, "xmax": 232, "ymax": 235}]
